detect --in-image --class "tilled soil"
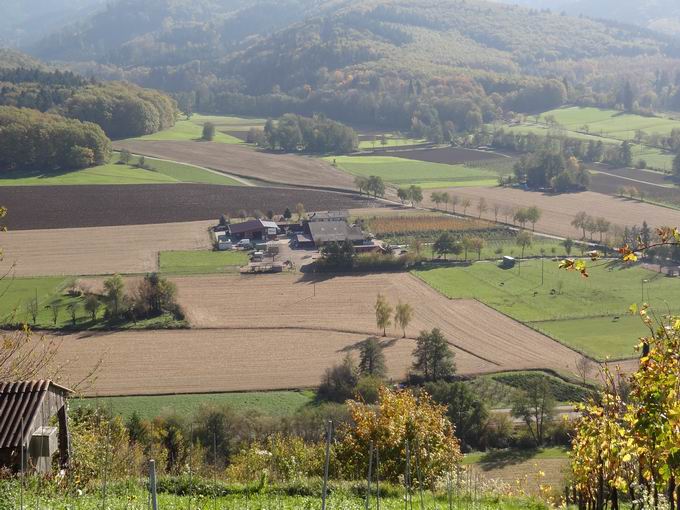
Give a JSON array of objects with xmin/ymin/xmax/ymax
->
[
  {"xmin": 1, "ymin": 221, "xmax": 213, "ymax": 277},
  {"xmin": 115, "ymin": 140, "xmax": 357, "ymax": 190},
  {"xmin": 0, "ymin": 184, "xmax": 375, "ymax": 230}
]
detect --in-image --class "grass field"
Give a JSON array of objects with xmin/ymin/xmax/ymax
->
[
  {"xmin": 0, "ymin": 153, "xmax": 242, "ymax": 186},
  {"xmin": 131, "ymin": 119, "xmax": 243, "ymax": 143},
  {"xmin": 414, "ymin": 260, "xmax": 678, "ymax": 359},
  {"xmin": 0, "ymin": 276, "xmax": 71, "ymax": 325},
  {"xmin": 13, "ymin": 483, "xmax": 543, "ymax": 510},
  {"xmin": 358, "ymin": 134, "xmax": 426, "ymax": 149},
  {"xmin": 506, "ymin": 107, "xmax": 678, "ymax": 171},
  {"xmin": 159, "ymin": 250, "xmax": 249, "ymax": 274},
  {"xmin": 72, "ymin": 390, "xmax": 315, "ymax": 419},
  {"xmin": 329, "ymin": 155, "xmax": 504, "ymax": 187},
  {"xmin": 421, "ymin": 238, "xmax": 575, "ymax": 261},
  {"xmin": 540, "ymin": 107, "xmax": 680, "ymax": 140},
  {"xmin": 463, "ymin": 447, "xmax": 568, "ymax": 466}
]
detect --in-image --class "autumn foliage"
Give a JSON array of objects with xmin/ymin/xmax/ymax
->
[
  {"xmin": 570, "ymin": 314, "xmax": 679, "ymax": 509},
  {"xmin": 338, "ymin": 386, "xmax": 462, "ymax": 486}
]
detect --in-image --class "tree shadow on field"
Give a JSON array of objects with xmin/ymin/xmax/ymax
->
[
  {"xmin": 476, "ymin": 448, "xmax": 540, "ymax": 471},
  {"xmin": 337, "ymin": 336, "xmax": 402, "ymax": 354}
]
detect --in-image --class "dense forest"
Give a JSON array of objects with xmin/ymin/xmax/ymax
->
[
  {"xmin": 0, "ymin": 106, "xmax": 110, "ymax": 172},
  {"xmin": 0, "ymin": 70, "xmax": 178, "ymax": 138},
  {"xmin": 260, "ymin": 114, "xmax": 357, "ymax": 153},
  {"xmin": 15, "ymin": 0, "xmax": 680, "ymax": 137},
  {"xmin": 500, "ymin": 0, "xmax": 680, "ymax": 36}
]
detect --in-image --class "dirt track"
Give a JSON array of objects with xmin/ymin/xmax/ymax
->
[
  {"xmin": 1, "ymin": 221, "xmax": 213, "ymax": 277},
  {"xmin": 115, "ymin": 140, "xmax": 356, "ymax": 190},
  {"xmin": 425, "ymin": 187, "xmax": 680, "ymax": 238}
]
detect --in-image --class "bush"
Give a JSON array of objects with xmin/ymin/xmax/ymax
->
[
  {"xmin": 202, "ymin": 122, "xmax": 216, "ymax": 141},
  {"xmin": 67, "ymin": 145, "xmax": 95, "ymax": 169}
]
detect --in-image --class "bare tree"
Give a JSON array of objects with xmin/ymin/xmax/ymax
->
[{"xmin": 575, "ymin": 357, "xmax": 595, "ymax": 385}]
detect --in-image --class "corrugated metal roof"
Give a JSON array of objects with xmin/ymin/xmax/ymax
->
[{"xmin": 0, "ymin": 381, "xmax": 71, "ymax": 449}]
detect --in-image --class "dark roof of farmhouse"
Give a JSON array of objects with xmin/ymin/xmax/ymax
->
[
  {"xmin": 228, "ymin": 219, "xmax": 278, "ymax": 235},
  {"xmin": 0, "ymin": 380, "xmax": 72, "ymax": 449},
  {"xmin": 308, "ymin": 220, "xmax": 364, "ymax": 244}
]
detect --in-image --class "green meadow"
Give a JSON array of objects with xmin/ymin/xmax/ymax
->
[
  {"xmin": 72, "ymin": 390, "xmax": 315, "ymax": 420},
  {"xmin": 328, "ymin": 155, "xmax": 503, "ymax": 187},
  {"xmin": 159, "ymin": 250, "xmax": 249, "ymax": 274},
  {"xmin": 0, "ymin": 153, "xmax": 242, "ymax": 186},
  {"xmin": 414, "ymin": 260, "xmax": 678, "ymax": 359}
]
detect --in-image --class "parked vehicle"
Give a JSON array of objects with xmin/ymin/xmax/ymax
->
[{"xmin": 235, "ymin": 239, "xmax": 253, "ymax": 250}]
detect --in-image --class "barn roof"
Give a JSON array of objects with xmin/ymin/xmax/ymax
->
[
  {"xmin": 309, "ymin": 220, "xmax": 364, "ymax": 244},
  {"xmin": 228, "ymin": 220, "xmax": 278, "ymax": 235},
  {"xmin": 0, "ymin": 381, "xmax": 72, "ymax": 449},
  {"xmin": 308, "ymin": 210, "xmax": 349, "ymax": 222}
]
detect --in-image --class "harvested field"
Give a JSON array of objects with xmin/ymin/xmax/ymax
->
[
  {"xmin": 389, "ymin": 147, "xmax": 505, "ymax": 164},
  {"xmin": 0, "ymin": 184, "xmax": 375, "ymax": 230},
  {"xmin": 53, "ymin": 272, "xmax": 620, "ymax": 396},
  {"xmin": 1, "ymin": 221, "xmax": 213, "ymax": 277},
  {"xmin": 115, "ymin": 140, "xmax": 356, "ymax": 190},
  {"xmin": 174, "ymin": 273, "xmax": 589, "ymax": 377},
  {"xmin": 588, "ymin": 168, "xmax": 680, "ymax": 207},
  {"xmin": 52, "ymin": 328, "xmax": 417, "ymax": 396},
  {"xmin": 424, "ymin": 187, "xmax": 680, "ymax": 238}
]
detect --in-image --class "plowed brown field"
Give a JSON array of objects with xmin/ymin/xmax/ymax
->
[
  {"xmin": 52, "ymin": 272, "xmax": 612, "ymax": 396},
  {"xmin": 174, "ymin": 273, "xmax": 587, "ymax": 377},
  {"xmin": 115, "ymin": 140, "xmax": 356, "ymax": 190},
  {"xmin": 1, "ymin": 221, "xmax": 212, "ymax": 277},
  {"xmin": 425, "ymin": 187, "xmax": 680, "ymax": 238}
]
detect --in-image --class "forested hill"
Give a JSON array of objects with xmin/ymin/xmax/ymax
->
[
  {"xmin": 0, "ymin": 49, "xmax": 46, "ymax": 70},
  {"xmin": 222, "ymin": 0, "xmax": 678, "ymax": 94},
  {"xmin": 28, "ymin": 0, "xmax": 679, "ymax": 88},
  {"xmin": 30, "ymin": 0, "xmax": 323, "ymax": 64},
  {"xmin": 496, "ymin": 0, "xmax": 680, "ymax": 36},
  {"xmin": 0, "ymin": 0, "xmax": 105, "ymax": 48}
]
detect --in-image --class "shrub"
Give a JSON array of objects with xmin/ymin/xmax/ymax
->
[{"xmin": 337, "ymin": 387, "xmax": 462, "ymax": 487}]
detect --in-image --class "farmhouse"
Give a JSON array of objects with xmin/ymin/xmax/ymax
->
[
  {"xmin": 307, "ymin": 220, "xmax": 365, "ymax": 248},
  {"xmin": 228, "ymin": 219, "xmax": 279, "ymax": 241},
  {"xmin": 0, "ymin": 380, "xmax": 72, "ymax": 474},
  {"xmin": 308, "ymin": 210, "xmax": 349, "ymax": 222}
]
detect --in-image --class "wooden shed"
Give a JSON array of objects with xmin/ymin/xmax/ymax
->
[{"xmin": 0, "ymin": 380, "xmax": 72, "ymax": 474}]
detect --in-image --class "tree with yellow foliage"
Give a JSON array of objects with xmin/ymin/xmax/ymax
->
[{"xmin": 337, "ymin": 386, "xmax": 462, "ymax": 486}]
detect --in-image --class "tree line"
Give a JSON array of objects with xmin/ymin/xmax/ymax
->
[
  {"xmin": 251, "ymin": 114, "xmax": 357, "ymax": 153},
  {"xmin": 0, "ymin": 71, "xmax": 177, "ymax": 139}
]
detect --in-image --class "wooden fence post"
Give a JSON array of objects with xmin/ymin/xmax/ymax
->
[
  {"xmin": 149, "ymin": 460, "xmax": 158, "ymax": 510},
  {"xmin": 322, "ymin": 420, "xmax": 332, "ymax": 510}
]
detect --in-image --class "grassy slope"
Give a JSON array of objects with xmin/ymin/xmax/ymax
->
[
  {"xmin": 329, "ymin": 156, "xmax": 502, "ymax": 187},
  {"xmin": 131, "ymin": 119, "xmax": 243, "ymax": 143},
  {"xmin": 0, "ymin": 153, "xmax": 242, "ymax": 186},
  {"xmin": 414, "ymin": 260, "xmax": 678, "ymax": 359},
  {"xmin": 159, "ymin": 250, "xmax": 249, "ymax": 274},
  {"xmin": 71, "ymin": 390, "xmax": 315, "ymax": 420},
  {"xmin": 0, "ymin": 276, "xmax": 69, "ymax": 325}
]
